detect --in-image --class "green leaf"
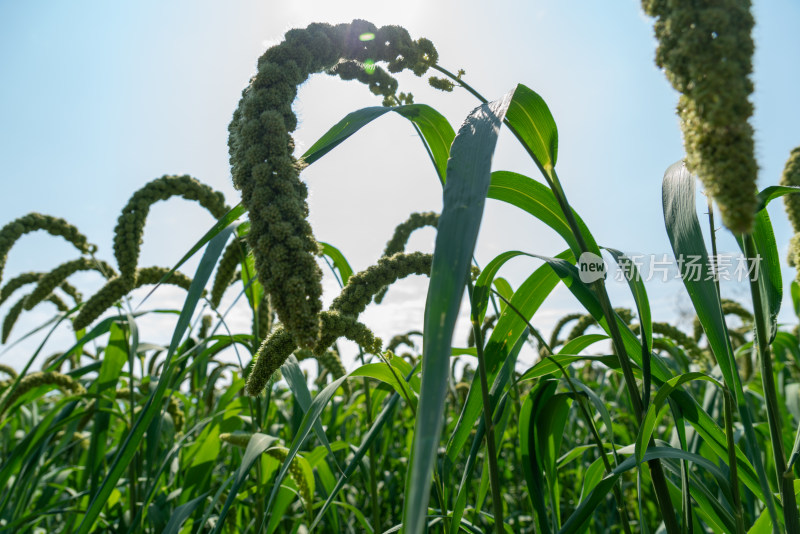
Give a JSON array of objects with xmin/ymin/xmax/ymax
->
[
  {"xmin": 403, "ymin": 89, "xmax": 514, "ymax": 534},
  {"xmin": 733, "ymin": 208, "xmax": 782, "ymax": 343},
  {"xmin": 756, "ymin": 185, "xmax": 800, "ymax": 211},
  {"xmin": 504, "ymin": 83, "xmax": 558, "ymax": 174},
  {"xmin": 162, "ymin": 493, "xmax": 208, "ymax": 534},
  {"xmin": 85, "ymin": 321, "xmax": 128, "ymax": 494},
  {"xmin": 300, "ymin": 104, "xmax": 455, "ymax": 184},
  {"xmin": 319, "ymin": 241, "xmax": 354, "ymax": 285},
  {"xmin": 488, "ymin": 170, "xmax": 599, "ymax": 259},
  {"xmin": 281, "ymin": 354, "xmax": 341, "ymax": 466}
]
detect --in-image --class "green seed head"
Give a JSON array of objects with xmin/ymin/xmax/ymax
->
[
  {"xmin": 220, "ymin": 432, "xmax": 254, "ymax": 448},
  {"xmin": 72, "ymin": 277, "xmax": 131, "ymax": 331},
  {"xmin": 24, "ymin": 258, "xmax": 115, "ymax": 311},
  {"xmin": 332, "ymin": 252, "xmax": 432, "ymax": 316},
  {"xmin": 0, "ymin": 371, "xmax": 86, "ymax": 419},
  {"xmin": 228, "ymin": 21, "xmax": 438, "ymax": 349},
  {"xmin": 548, "ymin": 313, "xmax": 584, "ymax": 349},
  {"xmin": 781, "ymin": 148, "xmax": 800, "ymax": 232},
  {"xmin": 642, "ymin": 0, "xmax": 758, "ymax": 233},
  {"xmin": 0, "ymin": 272, "xmax": 41, "ymax": 307},
  {"xmin": 0, "ymin": 213, "xmax": 93, "ymax": 287},
  {"xmin": 211, "ymin": 238, "xmax": 246, "ymax": 308},
  {"xmin": 113, "ymin": 175, "xmax": 229, "ymax": 282},
  {"xmin": 265, "ymin": 447, "xmax": 314, "ymax": 523},
  {"xmin": 567, "ymin": 308, "xmax": 634, "ymax": 341},
  {"xmin": 376, "ymin": 213, "xmax": 439, "ymax": 303},
  {"xmin": 0, "ymin": 364, "xmax": 17, "ymax": 380}
]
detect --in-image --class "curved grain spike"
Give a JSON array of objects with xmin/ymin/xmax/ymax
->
[
  {"xmin": 47, "ymin": 294, "xmax": 69, "ymax": 313},
  {"xmin": 166, "ymin": 396, "xmax": 184, "ymax": 432},
  {"xmin": 330, "ymin": 252, "xmax": 432, "ymax": 316},
  {"xmin": 0, "ymin": 371, "xmax": 86, "ymax": 419},
  {"xmin": 642, "ymin": 0, "xmax": 757, "ymax": 233},
  {"xmin": 632, "ymin": 322, "xmax": 705, "ymax": 362},
  {"xmin": 246, "ymin": 311, "xmax": 381, "ymax": 396},
  {"xmin": 72, "ymin": 277, "xmax": 129, "ymax": 331},
  {"xmin": 134, "ymin": 266, "xmax": 194, "ymax": 291},
  {"xmin": 316, "ymin": 348, "xmax": 346, "ymax": 380},
  {"xmin": 199, "ymin": 314, "xmax": 213, "ymax": 340},
  {"xmin": 780, "ymin": 148, "xmax": 800, "ymax": 271},
  {"xmin": 211, "ymin": 237, "xmax": 246, "ymax": 308},
  {"xmin": 0, "ymin": 213, "xmax": 94, "ymax": 286},
  {"xmin": 24, "ymin": 257, "xmax": 116, "ymax": 311},
  {"xmin": 0, "ymin": 272, "xmax": 41, "ymax": 307},
  {"xmin": 72, "ymin": 266, "xmax": 195, "ymax": 330},
  {"xmin": 720, "ymin": 299, "xmax": 753, "ymax": 323},
  {"xmin": 245, "ymin": 327, "xmax": 297, "ymax": 395},
  {"xmin": 567, "ymin": 308, "xmax": 634, "ymax": 342},
  {"xmin": 386, "ymin": 330, "xmax": 421, "ymax": 353},
  {"xmin": 0, "ymin": 364, "xmax": 17, "ymax": 380},
  {"xmin": 59, "ymin": 281, "xmax": 82, "ymax": 305},
  {"xmin": 548, "ymin": 312, "xmax": 584, "ymax": 348},
  {"xmin": 228, "ymin": 20, "xmax": 438, "ymax": 348},
  {"xmin": 375, "ymin": 212, "xmax": 439, "ymax": 303},
  {"xmin": 2, "ymin": 292, "xmax": 70, "ymax": 343},
  {"xmin": 252, "ymin": 293, "xmax": 273, "ymax": 343},
  {"xmin": 41, "ymin": 351, "xmax": 67, "ymax": 372},
  {"xmin": 113, "ymin": 175, "xmax": 230, "ymax": 282},
  {"xmin": 781, "ymin": 148, "xmax": 800, "ymax": 233},
  {"xmin": 313, "ymin": 311, "xmax": 381, "ymax": 356},
  {"xmin": 220, "ymin": 432, "xmax": 253, "ymax": 448},
  {"xmin": 244, "ymin": 252, "xmax": 430, "ymax": 394}
]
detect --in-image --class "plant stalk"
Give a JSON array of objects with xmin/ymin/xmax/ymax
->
[
  {"xmin": 743, "ymin": 233, "xmax": 800, "ymax": 533},
  {"xmin": 470, "ymin": 308, "xmax": 505, "ymax": 533}
]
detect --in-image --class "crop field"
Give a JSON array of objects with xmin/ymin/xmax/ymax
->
[{"xmin": 1, "ymin": 2, "xmax": 800, "ymax": 533}]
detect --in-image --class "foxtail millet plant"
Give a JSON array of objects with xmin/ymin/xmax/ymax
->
[
  {"xmin": 375, "ymin": 211, "xmax": 439, "ymax": 302},
  {"xmin": 641, "ymin": 0, "xmax": 758, "ymax": 233},
  {"xmin": 0, "ymin": 213, "xmax": 94, "ymax": 286},
  {"xmin": 23, "ymin": 257, "xmax": 115, "ymax": 311},
  {"xmin": 781, "ymin": 147, "xmax": 800, "ymax": 274},
  {"xmin": 0, "ymin": 371, "xmax": 86, "ymax": 419},
  {"xmin": 227, "ymin": 20, "xmax": 438, "ymax": 349}
]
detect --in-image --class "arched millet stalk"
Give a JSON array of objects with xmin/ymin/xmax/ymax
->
[
  {"xmin": 210, "ymin": 237, "xmax": 247, "ymax": 308},
  {"xmin": 375, "ymin": 211, "xmax": 439, "ymax": 303},
  {"xmin": 72, "ymin": 175, "xmax": 226, "ymax": 331},
  {"xmin": 0, "ymin": 213, "xmax": 94, "ymax": 286},
  {"xmin": 781, "ymin": 148, "xmax": 800, "ymax": 279},
  {"xmin": 24, "ymin": 258, "xmax": 116, "ymax": 311},
  {"xmin": 227, "ymin": 20, "xmax": 439, "ymax": 349},
  {"xmin": 113, "ymin": 175, "xmax": 229, "ymax": 282},
  {"xmin": 72, "ymin": 266, "xmax": 195, "ymax": 330},
  {"xmin": 245, "ymin": 252, "xmax": 433, "ymax": 396}
]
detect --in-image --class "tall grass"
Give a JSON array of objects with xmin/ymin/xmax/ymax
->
[{"xmin": 1, "ymin": 9, "xmax": 799, "ymax": 534}]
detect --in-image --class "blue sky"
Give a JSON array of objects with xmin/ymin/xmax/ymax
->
[{"xmin": 1, "ymin": 0, "xmax": 799, "ymax": 369}]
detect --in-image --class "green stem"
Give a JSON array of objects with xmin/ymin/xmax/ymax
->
[
  {"xmin": 723, "ymin": 388, "xmax": 746, "ymax": 534},
  {"xmin": 361, "ymin": 371, "xmax": 381, "ymax": 531},
  {"xmin": 469, "ymin": 293, "xmax": 504, "ymax": 534},
  {"xmin": 743, "ymin": 234, "xmax": 800, "ymax": 533}
]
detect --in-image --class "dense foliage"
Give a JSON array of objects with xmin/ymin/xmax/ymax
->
[{"xmin": 2, "ymin": 6, "xmax": 800, "ymax": 534}]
